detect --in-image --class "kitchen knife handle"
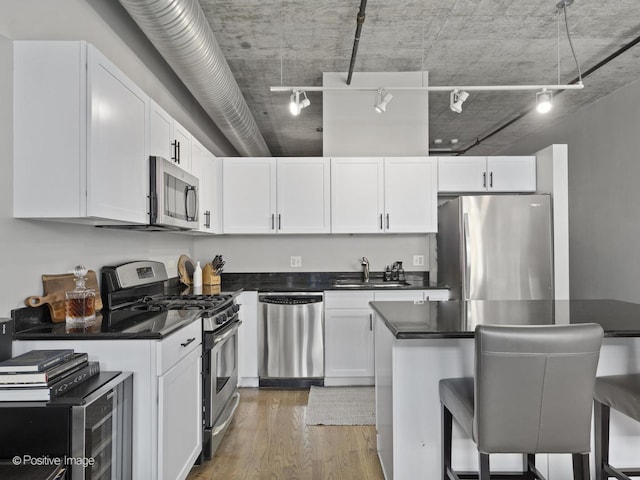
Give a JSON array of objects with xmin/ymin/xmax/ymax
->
[{"xmin": 379, "ymin": 214, "xmax": 383, "ymax": 230}]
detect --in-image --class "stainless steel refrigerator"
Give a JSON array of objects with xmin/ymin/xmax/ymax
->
[{"xmin": 437, "ymin": 195, "xmax": 554, "ymax": 300}]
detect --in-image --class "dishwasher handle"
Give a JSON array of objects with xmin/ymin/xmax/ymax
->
[{"xmin": 258, "ymin": 294, "xmax": 323, "ymax": 305}]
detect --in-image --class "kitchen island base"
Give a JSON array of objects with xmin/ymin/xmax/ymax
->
[{"xmin": 374, "ymin": 315, "xmax": 640, "ymax": 480}]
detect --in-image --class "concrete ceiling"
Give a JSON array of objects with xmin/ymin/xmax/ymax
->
[{"xmin": 197, "ymin": 0, "xmax": 640, "ymax": 157}]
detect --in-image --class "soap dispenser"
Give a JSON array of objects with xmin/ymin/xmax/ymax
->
[
  {"xmin": 193, "ymin": 261, "xmax": 203, "ymax": 293},
  {"xmin": 65, "ymin": 265, "xmax": 96, "ymax": 326}
]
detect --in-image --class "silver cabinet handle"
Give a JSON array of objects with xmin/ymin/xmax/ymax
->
[
  {"xmin": 386, "ymin": 213, "xmax": 390, "ymax": 229},
  {"xmin": 483, "ymin": 171, "xmax": 487, "ymax": 188},
  {"xmin": 379, "ymin": 214, "xmax": 383, "ymax": 230},
  {"xmin": 271, "ymin": 213, "xmax": 275, "ymax": 230},
  {"xmin": 204, "ymin": 210, "xmax": 211, "ymax": 228},
  {"xmin": 278, "ymin": 213, "xmax": 281, "ymax": 230},
  {"xmin": 369, "ymin": 313, "xmax": 373, "ymax": 331},
  {"xmin": 489, "ymin": 171, "xmax": 493, "ymax": 188}
]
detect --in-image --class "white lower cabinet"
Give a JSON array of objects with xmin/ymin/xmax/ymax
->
[
  {"xmin": 424, "ymin": 289, "xmax": 450, "ymax": 301},
  {"xmin": 13, "ymin": 320, "xmax": 202, "ymax": 480},
  {"xmin": 237, "ymin": 291, "xmax": 259, "ymax": 387}
]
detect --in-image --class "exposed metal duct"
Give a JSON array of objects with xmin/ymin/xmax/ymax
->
[{"xmin": 119, "ymin": 0, "xmax": 271, "ymax": 157}]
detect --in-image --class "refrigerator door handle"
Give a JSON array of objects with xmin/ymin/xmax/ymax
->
[{"xmin": 463, "ymin": 212, "xmax": 471, "ymax": 300}]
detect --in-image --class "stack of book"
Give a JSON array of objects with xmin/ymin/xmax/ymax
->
[{"xmin": 0, "ymin": 349, "xmax": 100, "ymax": 401}]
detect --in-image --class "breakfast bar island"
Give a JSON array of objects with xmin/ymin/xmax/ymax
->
[{"xmin": 370, "ymin": 299, "xmax": 640, "ymax": 480}]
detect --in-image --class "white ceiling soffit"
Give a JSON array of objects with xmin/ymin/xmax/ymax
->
[{"xmin": 118, "ymin": 0, "xmax": 271, "ymax": 157}]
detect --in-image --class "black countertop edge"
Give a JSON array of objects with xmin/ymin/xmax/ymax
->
[
  {"xmin": 370, "ymin": 299, "xmax": 640, "ymax": 339},
  {"xmin": 220, "ymin": 271, "xmax": 448, "ymax": 292}
]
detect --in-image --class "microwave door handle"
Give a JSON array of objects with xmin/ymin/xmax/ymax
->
[{"xmin": 185, "ymin": 186, "xmax": 198, "ymax": 221}]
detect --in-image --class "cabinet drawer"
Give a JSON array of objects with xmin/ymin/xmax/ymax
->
[
  {"xmin": 374, "ymin": 290, "xmax": 425, "ymax": 302},
  {"xmin": 324, "ymin": 291, "xmax": 375, "ymax": 309},
  {"xmin": 156, "ymin": 320, "xmax": 202, "ymax": 375},
  {"xmin": 425, "ymin": 289, "xmax": 450, "ymax": 301}
]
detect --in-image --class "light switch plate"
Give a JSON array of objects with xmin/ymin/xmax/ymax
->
[
  {"xmin": 291, "ymin": 256, "xmax": 302, "ymax": 267},
  {"xmin": 413, "ymin": 255, "xmax": 425, "ymax": 267}
]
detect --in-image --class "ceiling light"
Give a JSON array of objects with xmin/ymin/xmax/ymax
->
[
  {"xmin": 536, "ymin": 89, "xmax": 553, "ymax": 113},
  {"xmin": 289, "ymin": 90, "xmax": 310, "ymax": 116},
  {"xmin": 374, "ymin": 88, "xmax": 393, "ymax": 113},
  {"xmin": 449, "ymin": 89, "xmax": 469, "ymax": 113}
]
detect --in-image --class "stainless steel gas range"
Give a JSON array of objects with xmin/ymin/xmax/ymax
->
[{"xmin": 101, "ymin": 261, "xmax": 241, "ymax": 460}]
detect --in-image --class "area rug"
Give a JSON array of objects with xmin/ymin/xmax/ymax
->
[{"xmin": 305, "ymin": 386, "xmax": 375, "ymax": 425}]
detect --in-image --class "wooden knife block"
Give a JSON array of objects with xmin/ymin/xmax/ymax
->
[{"xmin": 202, "ymin": 263, "xmax": 221, "ymax": 286}]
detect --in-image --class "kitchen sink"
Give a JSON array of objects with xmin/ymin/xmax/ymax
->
[{"xmin": 332, "ymin": 279, "xmax": 412, "ymax": 288}]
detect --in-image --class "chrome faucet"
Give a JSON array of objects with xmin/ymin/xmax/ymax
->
[{"xmin": 361, "ymin": 256, "xmax": 370, "ymax": 283}]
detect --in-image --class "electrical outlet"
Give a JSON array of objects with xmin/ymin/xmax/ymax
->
[
  {"xmin": 290, "ymin": 256, "xmax": 302, "ymax": 267},
  {"xmin": 413, "ymin": 255, "xmax": 425, "ymax": 267}
]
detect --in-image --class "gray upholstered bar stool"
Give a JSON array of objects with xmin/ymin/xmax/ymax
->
[
  {"xmin": 439, "ymin": 323, "xmax": 604, "ymax": 480},
  {"xmin": 594, "ymin": 374, "xmax": 640, "ymax": 480}
]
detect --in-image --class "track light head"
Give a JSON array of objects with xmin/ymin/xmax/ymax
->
[
  {"xmin": 289, "ymin": 90, "xmax": 310, "ymax": 116},
  {"xmin": 449, "ymin": 89, "xmax": 469, "ymax": 113},
  {"xmin": 374, "ymin": 88, "xmax": 393, "ymax": 113},
  {"xmin": 536, "ymin": 89, "xmax": 553, "ymax": 114}
]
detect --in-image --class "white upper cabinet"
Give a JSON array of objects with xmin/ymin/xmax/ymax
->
[
  {"xmin": 14, "ymin": 41, "xmax": 149, "ymax": 225},
  {"xmin": 438, "ymin": 156, "xmax": 536, "ymax": 193},
  {"xmin": 384, "ymin": 157, "xmax": 438, "ymax": 233},
  {"xmin": 222, "ymin": 158, "xmax": 277, "ymax": 233},
  {"xmin": 331, "ymin": 157, "xmax": 438, "ymax": 233},
  {"xmin": 222, "ymin": 157, "xmax": 330, "ymax": 234},
  {"xmin": 149, "ymin": 100, "xmax": 192, "ymax": 172},
  {"xmin": 190, "ymin": 139, "xmax": 221, "ymax": 234},
  {"xmin": 276, "ymin": 158, "xmax": 331, "ymax": 233}
]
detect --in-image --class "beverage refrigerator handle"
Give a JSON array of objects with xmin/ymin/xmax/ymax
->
[{"xmin": 463, "ymin": 212, "xmax": 471, "ymax": 300}]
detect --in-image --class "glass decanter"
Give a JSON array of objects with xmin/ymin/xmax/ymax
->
[{"xmin": 65, "ymin": 265, "xmax": 96, "ymax": 326}]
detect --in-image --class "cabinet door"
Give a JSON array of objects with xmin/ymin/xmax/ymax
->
[
  {"xmin": 276, "ymin": 157, "xmax": 330, "ymax": 233},
  {"xmin": 149, "ymin": 100, "xmax": 173, "ymax": 160},
  {"xmin": 87, "ymin": 45, "xmax": 149, "ymax": 224},
  {"xmin": 487, "ymin": 156, "xmax": 536, "ymax": 192},
  {"xmin": 331, "ymin": 157, "xmax": 384, "ymax": 233},
  {"xmin": 384, "ymin": 157, "xmax": 438, "ymax": 233},
  {"xmin": 222, "ymin": 158, "xmax": 277, "ymax": 233},
  {"xmin": 374, "ymin": 290, "xmax": 425, "ymax": 302},
  {"xmin": 325, "ymin": 308, "xmax": 374, "ymax": 378},
  {"xmin": 437, "ymin": 156, "xmax": 487, "ymax": 192},
  {"xmin": 209, "ymin": 155, "xmax": 223, "ymax": 234},
  {"xmin": 190, "ymin": 139, "xmax": 211, "ymax": 233},
  {"xmin": 424, "ymin": 289, "xmax": 450, "ymax": 301},
  {"xmin": 173, "ymin": 120, "xmax": 192, "ymax": 173},
  {"xmin": 158, "ymin": 346, "xmax": 202, "ymax": 480}
]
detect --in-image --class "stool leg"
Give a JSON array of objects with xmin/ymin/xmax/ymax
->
[
  {"xmin": 442, "ymin": 404, "xmax": 453, "ymax": 480},
  {"xmin": 479, "ymin": 453, "xmax": 490, "ymax": 480},
  {"xmin": 572, "ymin": 453, "xmax": 590, "ymax": 480},
  {"xmin": 594, "ymin": 400, "xmax": 610, "ymax": 480}
]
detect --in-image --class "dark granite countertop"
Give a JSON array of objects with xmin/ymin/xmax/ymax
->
[
  {"xmin": 370, "ymin": 299, "xmax": 640, "ymax": 339},
  {"xmin": 220, "ymin": 271, "xmax": 448, "ymax": 292}
]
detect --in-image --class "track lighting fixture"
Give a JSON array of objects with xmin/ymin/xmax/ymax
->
[
  {"xmin": 374, "ymin": 88, "xmax": 393, "ymax": 113},
  {"xmin": 289, "ymin": 90, "xmax": 310, "ymax": 116},
  {"xmin": 536, "ymin": 89, "xmax": 553, "ymax": 113},
  {"xmin": 449, "ymin": 89, "xmax": 469, "ymax": 113}
]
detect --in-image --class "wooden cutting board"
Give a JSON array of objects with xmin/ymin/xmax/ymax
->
[
  {"xmin": 178, "ymin": 255, "xmax": 195, "ymax": 285},
  {"xmin": 25, "ymin": 270, "xmax": 103, "ymax": 323}
]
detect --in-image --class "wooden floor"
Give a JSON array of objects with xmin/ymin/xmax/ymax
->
[{"xmin": 187, "ymin": 388, "xmax": 385, "ymax": 480}]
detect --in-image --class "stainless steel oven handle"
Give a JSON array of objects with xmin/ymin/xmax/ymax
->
[
  {"xmin": 214, "ymin": 320, "xmax": 241, "ymax": 346},
  {"xmin": 212, "ymin": 392, "xmax": 240, "ymax": 436}
]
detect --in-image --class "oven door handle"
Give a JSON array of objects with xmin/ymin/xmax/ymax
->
[
  {"xmin": 212, "ymin": 392, "xmax": 240, "ymax": 436},
  {"xmin": 214, "ymin": 320, "xmax": 241, "ymax": 346}
]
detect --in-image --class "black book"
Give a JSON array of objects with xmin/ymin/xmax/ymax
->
[
  {"xmin": 0, "ymin": 362, "xmax": 100, "ymax": 401},
  {"xmin": 0, "ymin": 349, "xmax": 74, "ymax": 373},
  {"xmin": 0, "ymin": 353, "xmax": 89, "ymax": 385}
]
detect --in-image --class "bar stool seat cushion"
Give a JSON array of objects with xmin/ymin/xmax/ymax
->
[
  {"xmin": 439, "ymin": 377, "xmax": 474, "ymax": 438},
  {"xmin": 595, "ymin": 374, "xmax": 640, "ymax": 423}
]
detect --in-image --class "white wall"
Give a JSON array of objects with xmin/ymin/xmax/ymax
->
[
  {"xmin": 499, "ymin": 79, "xmax": 640, "ymax": 302},
  {"xmin": 193, "ymin": 234, "xmax": 432, "ymax": 274},
  {"xmin": 323, "ymin": 72, "xmax": 429, "ymax": 156},
  {"xmin": 0, "ymin": 15, "xmax": 198, "ymax": 315}
]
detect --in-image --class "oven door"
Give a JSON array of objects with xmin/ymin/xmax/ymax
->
[
  {"xmin": 205, "ymin": 320, "xmax": 240, "ymax": 427},
  {"xmin": 150, "ymin": 156, "xmax": 199, "ymax": 230}
]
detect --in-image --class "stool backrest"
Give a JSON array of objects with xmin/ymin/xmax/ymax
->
[{"xmin": 474, "ymin": 323, "xmax": 603, "ymax": 454}]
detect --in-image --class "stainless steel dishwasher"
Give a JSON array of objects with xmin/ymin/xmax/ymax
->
[{"xmin": 258, "ymin": 292, "xmax": 324, "ymax": 387}]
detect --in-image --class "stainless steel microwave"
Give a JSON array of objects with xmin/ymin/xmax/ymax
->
[{"xmin": 150, "ymin": 156, "xmax": 199, "ymax": 230}]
